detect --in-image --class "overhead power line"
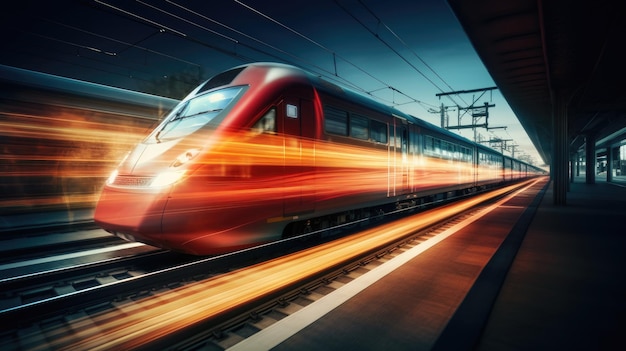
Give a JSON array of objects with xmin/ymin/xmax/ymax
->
[
  {"xmin": 356, "ymin": 0, "xmax": 458, "ymax": 94},
  {"xmin": 231, "ymin": 0, "xmax": 434, "ymax": 110},
  {"xmin": 89, "ymin": 0, "xmax": 447, "ymax": 112},
  {"xmin": 334, "ymin": 0, "xmax": 463, "ymax": 107},
  {"xmin": 46, "ymin": 19, "xmax": 201, "ymax": 67}
]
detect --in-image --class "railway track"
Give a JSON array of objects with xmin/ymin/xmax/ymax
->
[
  {"xmin": 0, "ymin": 223, "xmax": 329, "ymax": 326},
  {"xmin": 171, "ymin": 206, "xmax": 485, "ymax": 351},
  {"xmin": 0, "ymin": 242, "xmax": 279, "ymax": 326},
  {"xmin": 0, "ymin": 180, "xmax": 536, "ymax": 350}
]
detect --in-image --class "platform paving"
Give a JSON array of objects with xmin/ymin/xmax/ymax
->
[
  {"xmin": 241, "ymin": 177, "xmax": 626, "ymax": 350},
  {"xmin": 475, "ymin": 179, "xmax": 626, "ymax": 350}
]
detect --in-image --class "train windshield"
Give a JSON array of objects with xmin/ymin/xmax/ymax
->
[{"xmin": 149, "ymin": 86, "xmax": 244, "ymax": 143}]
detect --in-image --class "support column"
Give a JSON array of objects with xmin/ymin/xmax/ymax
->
[
  {"xmin": 569, "ymin": 153, "xmax": 575, "ymax": 187},
  {"xmin": 607, "ymin": 145, "xmax": 614, "ymax": 182},
  {"xmin": 567, "ymin": 153, "xmax": 578, "ymax": 191},
  {"xmin": 552, "ymin": 92, "xmax": 568, "ymax": 205},
  {"xmin": 585, "ymin": 134, "xmax": 596, "ymax": 184}
]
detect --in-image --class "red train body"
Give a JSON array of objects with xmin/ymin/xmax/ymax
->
[{"xmin": 94, "ymin": 63, "xmax": 543, "ymax": 255}]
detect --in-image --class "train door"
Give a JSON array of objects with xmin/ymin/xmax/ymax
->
[
  {"xmin": 394, "ymin": 116, "xmax": 410, "ymax": 195},
  {"xmin": 474, "ymin": 147, "xmax": 478, "ymax": 185},
  {"xmin": 409, "ymin": 125, "xmax": 420, "ymax": 193},
  {"xmin": 280, "ymin": 98, "xmax": 316, "ymax": 215},
  {"xmin": 504, "ymin": 157, "xmax": 510, "ymax": 181}
]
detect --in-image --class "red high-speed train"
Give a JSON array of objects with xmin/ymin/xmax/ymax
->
[{"xmin": 94, "ymin": 62, "xmax": 544, "ymax": 255}]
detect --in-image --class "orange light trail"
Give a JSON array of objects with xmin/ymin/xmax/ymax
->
[
  {"xmin": 28, "ymin": 177, "xmax": 546, "ymax": 350},
  {"xmin": 3, "ymin": 97, "xmax": 512, "ymax": 216},
  {"xmin": 1, "ymin": 107, "xmax": 154, "ymax": 211},
  {"xmin": 165, "ymin": 130, "xmax": 485, "ymax": 207}
]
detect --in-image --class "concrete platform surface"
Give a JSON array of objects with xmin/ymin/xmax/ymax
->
[{"xmin": 476, "ymin": 180, "xmax": 626, "ymax": 350}]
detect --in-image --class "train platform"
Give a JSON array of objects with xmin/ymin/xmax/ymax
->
[
  {"xmin": 228, "ymin": 177, "xmax": 626, "ymax": 350},
  {"xmin": 474, "ymin": 177, "xmax": 626, "ymax": 350}
]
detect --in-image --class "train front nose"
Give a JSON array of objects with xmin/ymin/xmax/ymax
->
[
  {"xmin": 94, "ymin": 139, "xmax": 192, "ymax": 247},
  {"xmin": 94, "ymin": 185, "xmax": 170, "ymax": 247}
]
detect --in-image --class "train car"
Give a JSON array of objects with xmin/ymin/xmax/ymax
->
[
  {"xmin": 0, "ymin": 64, "xmax": 177, "ymax": 214},
  {"xmin": 94, "ymin": 62, "xmax": 543, "ymax": 255}
]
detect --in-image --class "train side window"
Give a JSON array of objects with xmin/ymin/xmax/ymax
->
[
  {"xmin": 324, "ymin": 105, "xmax": 348, "ymax": 136},
  {"xmin": 350, "ymin": 114, "xmax": 369, "ymax": 140},
  {"xmin": 442, "ymin": 141, "xmax": 450, "ymax": 159},
  {"xmin": 464, "ymin": 147, "xmax": 472, "ymax": 162},
  {"xmin": 424, "ymin": 135, "xmax": 433, "ymax": 154},
  {"xmin": 402, "ymin": 129, "xmax": 408, "ymax": 154},
  {"xmin": 370, "ymin": 119, "xmax": 388, "ymax": 144},
  {"xmin": 251, "ymin": 108, "xmax": 276, "ymax": 134},
  {"xmin": 434, "ymin": 139, "xmax": 441, "ymax": 155},
  {"xmin": 286, "ymin": 104, "xmax": 298, "ymax": 118}
]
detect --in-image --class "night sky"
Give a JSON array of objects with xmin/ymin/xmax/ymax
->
[{"xmin": 0, "ymin": 0, "xmax": 543, "ymax": 165}]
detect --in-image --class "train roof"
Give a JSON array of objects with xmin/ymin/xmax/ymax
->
[
  {"xmin": 0, "ymin": 64, "xmax": 178, "ymax": 109},
  {"xmin": 227, "ymin": 63, "xmax": 516, "ymax": 157},
  {"xmin": 193, "ymin": 62, "xmax": 543, "ymax": 172},
  {"xmin": 278, "ymin": 63, "xmax": 480, "ymax": 147}
]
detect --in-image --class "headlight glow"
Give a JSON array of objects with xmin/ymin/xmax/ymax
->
[
  {"xmin": 151, "ymin": 170, "xmax": 186, "ymax": 187},
  {"xmin": 172, "ymin": 148, "xmax": 200, "ymax": 167},
  {"xmin": 106, "ymin": 169, "xmax": 119, "ymax": 185}
]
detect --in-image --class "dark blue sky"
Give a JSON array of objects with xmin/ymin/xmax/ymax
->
[{"xmin": 0, "ymin": 0, "xmax": 541, "ymax": 164}]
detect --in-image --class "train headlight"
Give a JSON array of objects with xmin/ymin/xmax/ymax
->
[
  {"xmin": 172, "ymin": 148, "xmax": 200, "ymax": 167},
  {"xmin": 150, "ymin": 148, "xmax": 198, "ymax": 187},
  {"xmin": 151, "ymin": 170, "xmax": 186, "ymax": 187},
  {"xmin": 106, "ymin": 169, "xmax": 119, "ymax": 185}
]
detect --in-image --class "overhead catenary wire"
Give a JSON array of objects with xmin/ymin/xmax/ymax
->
[
  {"xmin": 15, "ymin": 24, "xmax": 190, "ymax": 87},
  {"xmin": 46, "ymin": 19, "xmax": 201, "ymax": 67},
  {"xmin": 88, "ymin": 0, "xmax": 440, "ymax": 111},
  {"xmin": 8, "ymin": 1, "xmax": 539, "ymax": 162},
  {"xmin": 52, "ymin": 0, "xmax": 451, "ymax": 113},
  {"xmin": 346, "ymin": 1, "xmax": 529, "ymax": 155},
  {"xmin": 164, "ymin": 0, "xmax": 370, "ymax": 93},
  {"xmin": 137, "ymin": 0, "xmax": 239, "ymax": 43},
  {"xmin": 138, "ymin": 0, "xmax": 381, "ymax": 100},
  {"xmin": 167, "ymin": 0, "xmax": 365, "ymax": 92},
  {"xmin": 94, "ymin": 0, "xmax": 187, "ymax": 37},
  {"xmin": 90, "ymin": 0, "xmax": 359, "ymax": 102},
  {"xmin": 334, "ymin": 0, "xmax": 463, "ymax": 108},
  {"xmin": 355, "ymin": 0, "xmax": 459, "ymax": 95},
  {"xmin": 93, "ymin": 0, "xmax": 370, "ymax": 96},
  {"xmin": 231, "ymin": 0, "xmax": 437, "ymax": 111}
]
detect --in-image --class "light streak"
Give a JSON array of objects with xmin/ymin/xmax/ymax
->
[
  {"xmin": 25, "ymin": 177, "xmax": 546, "ymax": 350},
  {"xmin": 179, "ymin": 130, "xmax": 483, "ymax": 202},
  {"xmin": 0, "ymin": 241, "xmax": 144, "ymax": 271},
  {"xmin": 1, "ymin": 107, "xmax": 152, "ymax": 211},
  {"xmin": 95, "ymin": 127, "xmax": 490, "ymax": 254},
  {"xmin": 4, "ymin": 97, "xmax": 529, "ymax": 252}
]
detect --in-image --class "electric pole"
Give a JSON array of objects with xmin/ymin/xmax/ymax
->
[
  {"xmin": 435, "ymin": 87, "xmax": 497, "ymax": 142},
  {"xmin": 428, "ymin": 103, "xmax": 455, "ymax": 129}
]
